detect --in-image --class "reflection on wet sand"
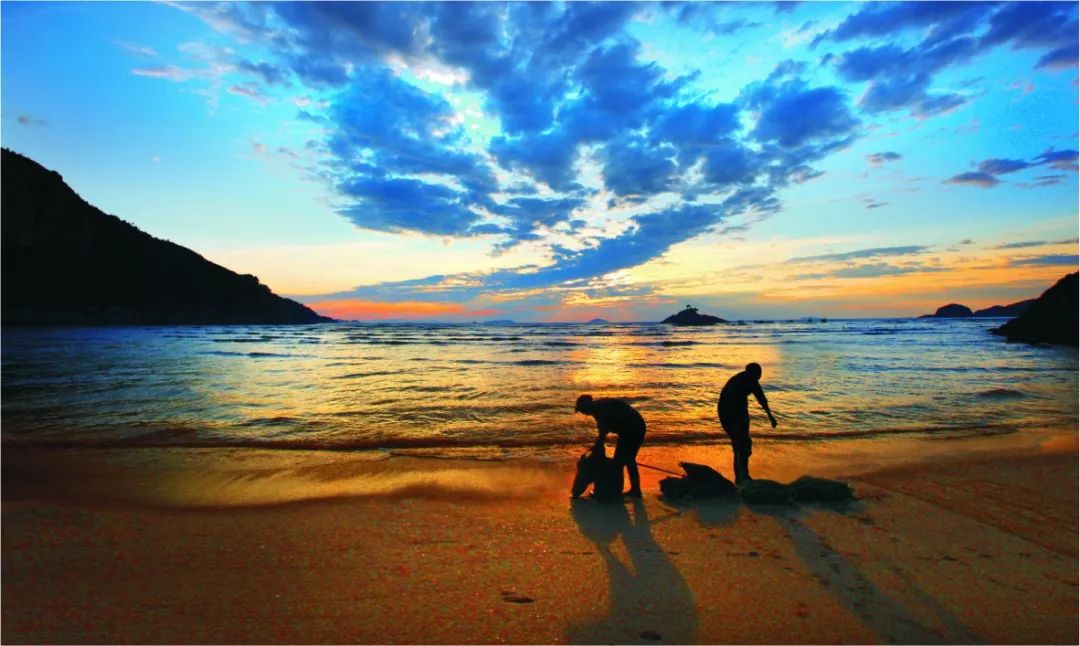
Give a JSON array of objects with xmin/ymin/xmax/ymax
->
[{"xmin": 567, "ymin": 498, "xmax": 698, "ymax": 644}]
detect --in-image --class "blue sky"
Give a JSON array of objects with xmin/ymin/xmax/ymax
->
[{"xmin": 2, "ymin": 1, "xmax": 1077, "ymax": 320}]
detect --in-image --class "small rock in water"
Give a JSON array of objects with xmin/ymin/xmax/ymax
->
[{"xmin": 640, "ymin": 630, "xmax": 662, "ymax": 641}]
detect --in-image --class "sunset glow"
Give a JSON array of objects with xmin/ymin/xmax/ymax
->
[{"xmin": 3, "ymin": 2, "xmax": 1076, "ymax": 320}]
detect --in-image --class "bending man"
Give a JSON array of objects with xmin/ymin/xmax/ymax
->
[
  {"xmin": 718, "ymin": 362, "xmax": 777, "ymax": 484},
  {"xmin": 574, "ymin": 394, "xmax": 646, "ymax": 498}
]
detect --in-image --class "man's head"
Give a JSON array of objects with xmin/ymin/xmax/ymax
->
[
  {"xmin": 574, "ymin": 394, "xmax": 594, "ymax": 414},
  {"xmin": 745, "ymin": 362, "xmax": 762, "ymax": 380}
]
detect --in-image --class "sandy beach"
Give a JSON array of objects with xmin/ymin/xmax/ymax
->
[{"xmin": 3, "ymin": 432, "xmax": 1077, "ymax": 644}]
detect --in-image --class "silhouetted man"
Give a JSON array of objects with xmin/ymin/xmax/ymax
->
[
  {"xmin": 575, "ymin": 394, "xmax": 646, "ymax": 498},
  {"xmin": 718, "ymin": 362, "xmax": 777, "ymax": 485}
]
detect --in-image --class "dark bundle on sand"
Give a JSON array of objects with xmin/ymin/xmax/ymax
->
[
  {"xmin": 660, "ymin": 465, "xmax": 853, "ymax": 505},
  {"xmin": 739, "ymin": 476, "xmax": 854, "ymax": 504},
  {"xmin": 571, "ymin": 448, "xmax": 624, "ymax": 502},
  {"xmin": 659, "ymin": 463, "xmax": 738, "ymax": 499}
]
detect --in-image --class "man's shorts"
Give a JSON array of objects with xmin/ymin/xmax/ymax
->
[
  {"xmin": 613, "ymin": 425, "xmax": 645, "ymax": 465},
  {"xmin": 718, "ymin": 409, "xmax": 752, "ymax": 456}
]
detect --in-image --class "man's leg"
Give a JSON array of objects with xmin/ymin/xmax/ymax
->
[
  {"xmin": 615, "ymin": 435, "xmax": 643, "ymax": 497},
  {"xmin": 737, "ymin": 417, "xmax": 753, "ymax": 483},
  {"xmin": 720, "ymin": 410, "xmax": 739, "ymax": 483}
]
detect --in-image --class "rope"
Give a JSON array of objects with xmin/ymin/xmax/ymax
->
[{"xmin": 636, "ymin": 462, "xmax": 683, "ymax": 477}]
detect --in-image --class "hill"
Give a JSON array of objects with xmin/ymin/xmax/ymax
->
[
  {"xmin": 919, "ymin": 298, "xmax": 1036, "ymax": 319},
  {"xmin": 973, "ymin": 299, "xmax": 1035, "ymax": 317},
  {"xmin": 918, "ymin": 303, "xmax": 974, "ymax": 318},
  {"xmin": 1, "ymin": 149, "xmax": 331, "ymax": 325},
  {"xmin": 661, "ymin": 305, "xmax": 726, "ymax": 326},
  {"xmin": 992, "ymin": 273, "xmax": 1078, "ymax": 346}
]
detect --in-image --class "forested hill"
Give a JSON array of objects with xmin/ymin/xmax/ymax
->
[{"xmin": 1, "ymin": 149, "xmax": 331, "ymax": 325}]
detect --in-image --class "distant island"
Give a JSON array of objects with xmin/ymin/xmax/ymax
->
[
  {"xmin": 918, "ymin": 299, "xmax": 1035, "ymax": 319},
  {"xmin": 992, "ymin": 273, "xmax": 1077, "ymax": 346},
  {"xmin": 661, "ymin": 305, "xmax": 727, "ymax": 326},
  {"xmin": 587, "ymin": 318, "xmax": 609, "ymax": 324},
  {"xmin": 482, "ymin": 319, "xmax": 515, "ymax": 326},
  {"xmin": 1, "ymin": 149, "xmax": 331, "ymax": 325}
]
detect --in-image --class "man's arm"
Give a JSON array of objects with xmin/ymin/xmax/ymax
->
[
  {"xmin": 593, "ymin": 418, "xmax": 612, "ymax": 452},
  {"xmin": 753, "ymin": 383, "xmax": 778, "ymax": 428}
]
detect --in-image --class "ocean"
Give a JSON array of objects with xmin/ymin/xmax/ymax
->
[{"xmin": 3, "ymin": 319, "xmax": 1076, "ymax": 461}]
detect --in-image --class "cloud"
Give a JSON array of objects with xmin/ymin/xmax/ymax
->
[
  {"xmin": 832, "ymin": 263, "xmax": 928, "ymax": 278},
  {"xmin": 1036, "ymin": 45, "xmax": 1080, "ymax": 70},
  {"xmin": 996, "ymin": 238, "xmax": 1079, "ymax": 249},
  {"xmin": 132, "ymin": 65, "xmax": 196, "ymax": 82},
  {"xmin": 947, "ymin": 150, "xmax": 1079, "ymax": 190},
  {"xmin": 823, "ymin": 2, "xmax": 1077, "ymax": 118},
  {"xmin": 944, "ymin": 171, "xmax": 1000, "ymax": 188},
  {"xmin": 790, "ymin": 245, "xmax": 928, "ymax": 263},
  {"xmin": 601, "ymin": 135, "xmax": 678, "ymax": 197},
  {"xmin": 226, "ymin": 83, "xmax": 267, "ymax": 104},
  {"xmin": 1011, "ymin": 254, "xmax": 1080, "ymax": 266},
  {"xmin": 115, "ymin": 41, "xmax": 158, "ymax": 57},
  {"xmin": 15, "ymin": 113, "xmax": 47, "ymax": 126},
  {"xmin": 1034, "ymin": 149, "xmax": 1079, "ymax": 171},
  {"xmin": 744, "ymin": 78, "xmax": 859, "ymax": 148},
  {"xmin": 977, "ymin": 158, "xmax": 1033, "ymax": 175},
  {"xmin": 701, "ymin": 140, "xmax": 762, "ymax": 187},
  {"xmin": 235, "ymin": 59, "xmax": 289, "ymax": 86},
  {"xmin": 665, "ymin": 4, "xmax": 762, "ymax": 35},
  {"xmin": 827, "ymin": 3, "xmax": 992, "ymax": 43},
  {"xmin": 166, "ymin": 1, "xmax": 938, "ymax": 297},
  {"xmin": 1017, "ymin": 175, "xmax": 1067, "ymax": 188},
  {"xmin": 867, "ymin": 151, "xmax": 902, "ymax": 166}
]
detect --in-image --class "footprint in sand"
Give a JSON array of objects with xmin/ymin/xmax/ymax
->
[{"xmin": 500, "ymin": 591, "xmax": 535, "ymax": 604}]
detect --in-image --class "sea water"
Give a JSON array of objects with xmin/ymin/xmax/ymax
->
[{"xmin": 2, "ymin": 319, "xmax": 1077, "ymax": 459}]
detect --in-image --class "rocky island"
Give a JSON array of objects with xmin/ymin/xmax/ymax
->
[
  {"xmin": 661, "ymin": 305, "xmax": 727, "ymax": 326},
  {"xmin": 1, "ymin": 149, "xmax": 331, "ymax": 325}
]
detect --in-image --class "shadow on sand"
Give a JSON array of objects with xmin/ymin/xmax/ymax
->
[
  {"xmin": 567, "ymin": 498, "xmax": 698, "ymax": 644},
  {"xmin": 744, "ymin": 497, "xmax": 982, "ymax": 644}
]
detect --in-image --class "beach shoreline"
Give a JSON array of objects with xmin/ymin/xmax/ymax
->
[{"xmin": 3, "ymin": 431, "xmax": 1077, "ymax": 644}]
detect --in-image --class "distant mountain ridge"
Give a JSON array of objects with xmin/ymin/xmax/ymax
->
[
  {"xmin": 918, "ymin": 299, "xmax": 1035, "ymax": 319},
  {"xmin": 1, "ymin": 149, "xmax": 331, "ymax": 325}
]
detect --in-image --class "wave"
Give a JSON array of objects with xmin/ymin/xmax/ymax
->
[
  {"xmin": 332, "ymin": 370, "xmax": 401, "ymax": 379},
  {"xmin": 1, "ymin": 421, "xmax": 1023, "ymax": 455},
  {"xmin": 628, "ymin": 361, "xmax": 730, "ymax": 369},
  {"xmin": 974, "ymin": 388, "xmax": 1026, "ymax": 399}
]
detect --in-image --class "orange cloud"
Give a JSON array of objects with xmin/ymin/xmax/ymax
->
[{"xmin": 309, "ymin": 298, "xmax": 498, "ymax": 321}]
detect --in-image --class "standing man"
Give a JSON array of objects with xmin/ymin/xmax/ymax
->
[
  {"xmin": 575, "ymin": 394, "xmax": 646, "ymax": 498},
  {"xmin": 718, "ymin": 362, "xmax": 777, "ymax": 485}
]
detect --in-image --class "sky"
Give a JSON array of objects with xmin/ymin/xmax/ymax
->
[{"xmin": 2, "ymin": 1, "xmax": 1078, "ymax": 321}]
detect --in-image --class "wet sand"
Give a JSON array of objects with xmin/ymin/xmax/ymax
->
[{"xmin": 3, "ymin": 434, "xmax": 1077, "ymax": 644}]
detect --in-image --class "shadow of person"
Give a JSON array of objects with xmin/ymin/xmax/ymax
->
[
  {"xmin": 660, "ymin": 496, "xmax": 741, "ymax": 528},
  {"xmin": 748, "ymin": 501, "xmax": 982, "ymax": 644},
  {"xmin": 567, "ymin": 498, "xmax": 698, "ymax": 644}
]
